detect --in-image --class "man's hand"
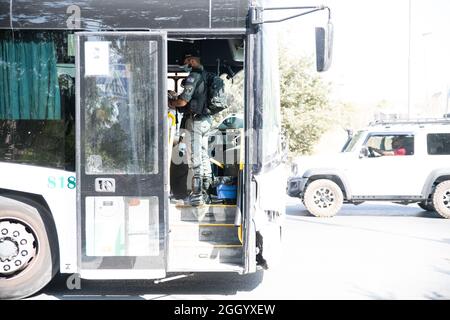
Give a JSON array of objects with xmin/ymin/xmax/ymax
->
[
  {"xmin": 168, "ymin": 90, "xmax": 178, "ymax": 109},
  {"xmin": 168, "ymin": 90, "xmax": 177, "ymax": 100},
  {"xmin": 168, "ymin": 98, "xmax": 188, "ymax": 108}
]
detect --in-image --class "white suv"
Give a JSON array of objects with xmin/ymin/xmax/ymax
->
[{"xmin": 287, "ymin": 118, "xmax": 450, "ymax": 218}]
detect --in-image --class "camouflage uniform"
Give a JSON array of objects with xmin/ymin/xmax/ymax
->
[{"xmin": 179, "ymin": 66, "xmax": 212, "ymax": 205}]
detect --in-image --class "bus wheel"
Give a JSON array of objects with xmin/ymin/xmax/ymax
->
[
  {"xmin": 0, "ymin": 200, "xmax": 56, "ymax": 299},
  {"xmin": 432, "ymin": 180, "xmax": 450, "ymax": 219},
  {"xmin": 303, "ymin": 179, "xmax": 343, "ymax": 217}
]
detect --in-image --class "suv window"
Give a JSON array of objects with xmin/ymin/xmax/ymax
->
[
  {"xmin": 342, "ymin": 130, "xmax": 364, "ymax": 152},
  {"xmin": 365, "ymin": 134, "xmax": 414, "ymax": 157},
  {"xmin": 427, "ymin": 133, "xmax": 450, "ymax": 155}
]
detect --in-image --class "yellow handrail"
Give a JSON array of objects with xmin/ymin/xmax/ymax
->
[
  {"xmin": 167, "ymin": 112, "xmax": 177, "ymax": 191},
  {"xmin": 209, "ymin": 158, "xmax": 225, "ymax": 169},
  {"xmin": 168, "ymin": 112, "xmax": 176, "ymax": 128}
]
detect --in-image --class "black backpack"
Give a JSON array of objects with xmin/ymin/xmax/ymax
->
[{"xmin": 201, "ymin": 71, "xmax": 228, "ymax": 115}]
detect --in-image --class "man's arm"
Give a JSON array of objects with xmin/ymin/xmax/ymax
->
[
  {"xmin": 169, "ymin": 73, "xmax": 200, "ymax": 109},
  {"xmin": 169, "ymin": 98, "xmax": 188, "ymax": 108},
  {"xmin": 369, "ymin": 146, "xmax": 394, "ymax": 156}
]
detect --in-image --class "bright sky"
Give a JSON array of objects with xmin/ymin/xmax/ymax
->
[{"xmin": 269, "ymin": 0, "xmax": 450, "ymax": 117}]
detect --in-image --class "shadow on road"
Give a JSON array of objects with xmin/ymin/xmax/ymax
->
[
  {"xmin": 287, "ymin": 214, "xmax": 450, "ymax": 249},
  {"xmin": 286, "ymin": 202, "xmax": 443, "ymax": 219},
  {"xmin": 33, "ymin": 271, "xmax": 265, "ymax": 300},
  {"xmin": 350, "ymin": 285, "xmax": 396, "ymax": 300}
]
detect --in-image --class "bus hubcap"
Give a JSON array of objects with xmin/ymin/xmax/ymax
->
[{"xmin": 0, "ymin": 220, "xmax": 37, "ymax": 276}]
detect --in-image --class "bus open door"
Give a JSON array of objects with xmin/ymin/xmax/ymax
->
[{"xmin": 75, "ymin": 32, "xmax": 168, "ymax": 279}]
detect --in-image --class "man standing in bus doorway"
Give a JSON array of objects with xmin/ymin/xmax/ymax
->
[{"xmin": 168, "ymin": 51, "xmax": 212, "ymax": 206}]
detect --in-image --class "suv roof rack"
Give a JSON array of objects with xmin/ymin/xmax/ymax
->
[{"xmin": 369, "ymin": 118, "xmax": 450, "ymax": 126}]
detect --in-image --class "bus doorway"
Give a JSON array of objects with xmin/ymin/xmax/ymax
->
[
  {"xmin": 165, "ymin": 37, "xmax": 245, "ymax": 272},
  {"xmin": 76, "ymin": 32, "xmax": 168, "ymax": 278},
  {"xmin": 76, "ymin": 32, "xmax": 246, "ymax": 276}
]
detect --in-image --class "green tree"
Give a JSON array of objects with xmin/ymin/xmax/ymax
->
[{"xmin": 279, "ymin": 49, "xmax": 333, "ymax": 155}]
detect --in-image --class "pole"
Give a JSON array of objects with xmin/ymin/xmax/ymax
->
[
  {"xmin": 422, "ymin": 32, "xmax": 431, "ymax": 114},
  {"xmin": 407, "ymin": 0, "xmax": 411, "ymax": 119},
  {"xmin": 447, "ymin": 86, "xmax": 450, "ymax": 115}
]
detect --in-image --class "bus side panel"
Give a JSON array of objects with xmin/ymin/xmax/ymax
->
[
  {"xmin": 0, "ymin": 163, "xmax": 77, "ymax": 273},
  {"xmin": 5, "ymin": 0, "xmax": 247, "ymax": 30},
  {"xmin": 0, "ymin": 0, "xmax": 8, "ymax": 28},
  {"xmin": 253, "ymin": 163, "xmax": 286, "ymax": 269},
  {"xmin": 254, "ymin": 165, "xmax": 287, "ymax": 214}
]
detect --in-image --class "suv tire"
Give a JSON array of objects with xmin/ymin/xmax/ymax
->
[
  {"xmin": 432, "ymin": 180, "xmax": 450, "ymax": 219},
  {"xmin": 417, "ymin": 201, "xmax": 435, "ymax": 212},
  {"xmin": 304, "ymin": 179, "xmax": 343, "ymax": 217}
]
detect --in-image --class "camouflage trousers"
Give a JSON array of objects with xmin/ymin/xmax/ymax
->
[{"xmin": 184, "ymin": 114, "xmax": 212, "ymax": 180}]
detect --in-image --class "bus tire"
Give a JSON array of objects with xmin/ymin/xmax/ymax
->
[
  {"xmin": 0, "ymin": 198, "xmax": 58, "ymax": 299},
  {"xmin": 303, "ymin": 179, "xmax": 343, "ymax": 217},
  {"xmin": 432, "ymin": 180, "xmax": 450, "ymax": 219}
]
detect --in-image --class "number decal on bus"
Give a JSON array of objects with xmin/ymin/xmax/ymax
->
[
  {"xmin": 67, "ymin": 176, "xmax": 77, "ymax": 189},
  {"xmin": 48, "ymin": 176, "xmax": 76, "ymax": 189}
]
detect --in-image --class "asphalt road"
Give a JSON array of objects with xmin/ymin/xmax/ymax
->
[{"xmin": 32, "ymin": 197, "xmax": 450, "ymax": 300}]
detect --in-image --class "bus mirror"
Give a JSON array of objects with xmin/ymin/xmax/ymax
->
[{"xmin": 315, "ymin": 22, "xmax": 333, "ymax": 72}]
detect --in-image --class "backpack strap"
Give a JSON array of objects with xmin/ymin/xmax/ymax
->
[
  {"xmin": 197, "ymin": 70, "xmax": 210, "ymax": 115},
  {"xmin": 200, "ymin": 70, "xmax": 210, "ymax": 90}
]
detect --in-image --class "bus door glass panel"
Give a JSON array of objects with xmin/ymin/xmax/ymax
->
[{"xmin": 76, "ymin": 32, "xmax": 167, "ymax": 274}]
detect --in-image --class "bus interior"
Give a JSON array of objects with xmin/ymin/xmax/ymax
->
[{"xmin": 0, "ymin": 30, "xmax": 247, "ymax": 271}]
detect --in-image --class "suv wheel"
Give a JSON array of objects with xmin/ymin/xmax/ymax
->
[
  {"xmin": 432, "ymin": 180, "xmax": 450, "ymax": 219},
  {"xmin": 417, "ymin": 201, "xmax": 435, "ymax": 212},
  {"xmin": 303, "ymin": 179, "xmax": 343, "ymax": 217}
]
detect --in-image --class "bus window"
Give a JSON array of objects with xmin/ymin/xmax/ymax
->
[
  {"xmin": 261, "ymin": 25, "xmax": 281, "ymax": 165},
  {"xmin": 0, "ymin": 30, "xmax": 75, "ymax": 170},
  {"xmin": 84, "ymin": 36, "xmax": 159, "ymax": 175}
]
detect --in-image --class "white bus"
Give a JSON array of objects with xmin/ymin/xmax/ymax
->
[{"xmin": 0, "ymin": 0, "xmax": 332, "ymax": 299}]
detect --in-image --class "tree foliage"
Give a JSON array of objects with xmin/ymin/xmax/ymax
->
[{"xmin": 279, "ymin": 49, "xmax": 333, "ymax": 155}]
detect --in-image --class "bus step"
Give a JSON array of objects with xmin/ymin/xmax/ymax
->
[
  {"xmin": 169, "ymin": 223, "xmax": 242, "ymax": 245},
  {"xmin": 171, "ymin": 203, "xmax": 237, "ymax": 223},
  {"xmin": 168, "ymin": 242, "xmax": 243, "ymax": 270},
  {"xmin": 198, "ymin": 224, "xmax": 242, "ymax": 245}
]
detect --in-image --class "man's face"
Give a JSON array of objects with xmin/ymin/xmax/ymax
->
[
  {"xmin": 184, "ymin": 57, "xmax": 198, "ymax": 67},
  {"xmin": 392, "ymin": 138, "xmax": 403, "ymax": 149}
]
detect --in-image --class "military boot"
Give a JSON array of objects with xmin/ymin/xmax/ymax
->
[
  {"xmin": 189, "ymin": 175, "xmax": 204, "ymax": 206},
  {"xmin": 202, "ymin": 176, "xmax": 212, "ymax": 204}
]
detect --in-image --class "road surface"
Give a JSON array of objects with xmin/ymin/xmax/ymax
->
[{"xmin": 31, "ymin": 198, "xmax": 450, "ymax": 300}]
